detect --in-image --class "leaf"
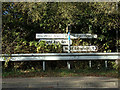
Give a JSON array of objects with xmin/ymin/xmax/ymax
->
[
  {"xmin": 37, "ymin": 46, "xmax": 41, "ymax": 52},
  {"xmin": 40, "ymin": 24, "xmax": 43, "ymax": 27},
  {"xmin": 29, "ymin": 41, "xmax": 33, "ymax": 46},
  {"xmin": 105, "ymin": 47, "xmax": 107, "ymax": 49},
  {"xmin": 34, "ymin": 42, "xmax": 38, "ymax": 47},
  {"xmin": 55, "ymin": 45, "xmax": 57, "ymax": 49}
]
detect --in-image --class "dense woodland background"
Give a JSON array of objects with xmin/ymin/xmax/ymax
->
[{"xmin": 2, "ymin": 2, "xmax": 120, "ymax": 71}]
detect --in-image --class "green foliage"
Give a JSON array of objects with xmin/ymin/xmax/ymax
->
[
  {"xmin": 111, "ymin": 61, "xmax": 118, "ymax": 70},
  {"xmin": 4, "ymin": 57, "xmax": 11, "ymax": 68},
  {"xmin": 2, "ymin": 2, "xmax": 119, "ymax": 53}
]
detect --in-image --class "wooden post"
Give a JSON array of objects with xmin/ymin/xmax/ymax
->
[{"xmin": 43, "ymin": 61, "xmax": 45, "ymax": 71}]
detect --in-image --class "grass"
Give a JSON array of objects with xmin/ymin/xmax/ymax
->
[{"xmin": 2, "ymin": 68, "xmax": 118, "ymax": 78}]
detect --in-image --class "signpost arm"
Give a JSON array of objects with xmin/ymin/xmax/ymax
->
[{"xmin": 67, "ymin": 24, "xmax": 71, "ymax": 69}]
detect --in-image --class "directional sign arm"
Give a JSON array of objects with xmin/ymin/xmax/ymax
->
[{"xmin": 36, "ymin": 33, "xmax": 97, "ymax": 39}]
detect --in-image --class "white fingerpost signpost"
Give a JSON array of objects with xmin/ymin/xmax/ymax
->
[{"xmin": 36, "ymin": 24, "xmax": 99, "ymax": 71}]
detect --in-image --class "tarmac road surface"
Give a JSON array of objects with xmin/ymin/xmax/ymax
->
[{"xmin": 2, "ymin": 76, "xmax": 118, "ymax": 88}]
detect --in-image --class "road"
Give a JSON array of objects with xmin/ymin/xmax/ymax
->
[{"xmin": 2, "ymin": 76, "xmax": 118, "ymax": 88}]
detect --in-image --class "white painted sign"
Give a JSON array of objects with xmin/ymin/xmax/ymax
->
[
  {"xmin": 71, "ymin": 34, "xmax": 97, "ymax": 39},
  {"xmin": 63, "ymin": 46, "xmax": 98, "ymax": 52},
  {"xmin": 36, "ymin": 33, "xmax": 97, "ymax": 39},
  {"xmin": 39, "ymin": 39, "xmax": 72, "ymax": 45},
  {"xmin": 36, "ymin": 34, "xmax": 68, "ymax": 39}
]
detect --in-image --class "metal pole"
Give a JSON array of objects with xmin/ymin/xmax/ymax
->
[
  {"xmin": 105, "ymin": 60, "xmax": 107, "ymax": 68},
  {"xmin": 89, "ymin": 60, "xmax": 91, "ymax": 68},
  {"xmin": 68, "ymin": 32, "xmax": 71, "ymax": 53},
  {"xmin": 115, "ymin": 2, "xmax": 119, "ymax": 66},
  {"xmin": 67, "ymin": 24, "xmax": 71, "ymax": 69},
  {"xmin": 116, "ymin": 2, "xmax": 118, "ymax": 52},
  {"xmin": 43, "ymin": 61, "xmax": 45, "ymax": 71}
]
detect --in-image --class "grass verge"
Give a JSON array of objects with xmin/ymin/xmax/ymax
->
[{"xmin": 2, "ymin": 68, "xmax": 118, "ymax": 78}]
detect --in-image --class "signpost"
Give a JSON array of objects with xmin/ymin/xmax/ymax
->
[{"xmin": 36, "ymin": 24, "xmax": 98, "ymax": 70}]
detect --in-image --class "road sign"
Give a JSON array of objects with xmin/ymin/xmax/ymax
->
[
  {"xmin": 63, "ymin": 46, "xmax": 98, "ymax": 52},
  {"xmin": 36, "ymin": 33, "xmax": 97, "ymax": 39},
  {"xmin": 71, "ymin": 34, "xmax": 97, "ymax": 39},
  {"xmin": 36, "ymin": 34, "xmax": 68, "ymax": 39},
  {"xmin": 39, "ymin": 39, "xmax": 72, "ymax": 45}
]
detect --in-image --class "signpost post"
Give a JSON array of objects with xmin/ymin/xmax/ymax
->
[{"xmin": 67, "ymin": 24, "xmax": 71, "ymax": 69}]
